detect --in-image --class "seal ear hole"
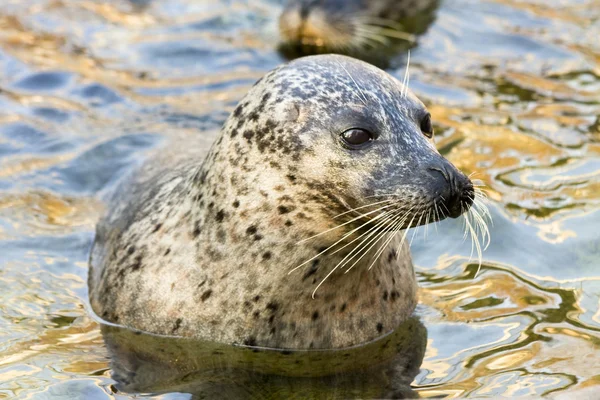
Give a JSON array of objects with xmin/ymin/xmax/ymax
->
[
  {"xmin": 340, "ymin": 128, "xmax": 375, "ymax": 149},
  {"xmin": 420, "ymin": 113, "xmax": 434, "ymax": 139}
]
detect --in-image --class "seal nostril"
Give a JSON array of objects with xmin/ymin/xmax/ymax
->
[{"xmin": 428, "ymin": 166, "xmax": 450, "ymax": 183}]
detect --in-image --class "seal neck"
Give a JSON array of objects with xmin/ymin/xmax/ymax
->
[{"xmin": 184, "ymin": 133, "xmax": 417, "ymax": 349}]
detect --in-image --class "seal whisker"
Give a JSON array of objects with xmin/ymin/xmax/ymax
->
[
  {"xmin": 341, "ymin": 210, "xmax": 405, "ymax": 274},
  {"xmin": 410, "ymin": 212, "xmax": 425, "ymax": 246},
  {"xmin": 424, "ymin": 209, "xmax": 432, "ymax": 239},
  {"xmin": 364, "ymin": 192, "xmax": 399, "ymax": 199},
  {"xmin": 464, "ymin": 211, "xmax": 483, "ymax": 278},
  {"xmin": 297, "ymin": 203, "xmax": 397, "ymax": 244},
  {"xmin": 289, "ymin": 206, "xmax": 397, "ymax": 274},
  {"xmin": 354, "ymin": 15, "xmax": 406, "ymax": 30},
  {"xmin": 401, "ymin": 50, "xmax": 411, "ymax": 98},
  {"xmin": 470, "ymin": 206, "xmax": 490, "ymax": 250},
  {"xmin": 311, "ymin": 210, "xmax": 403, "ymax": 299},
  {"xmin": 347, "ymin": 205, "xmax": 416, "ymax": 274},
  {"xmin": 474, "ymin": 198, "xmax": 492, "ymax": 226},
  {"xmin": 334, "ymin": 198, "xmax": 395, "ymax": 219},
  {"xmin": 353, "ymin": 206, "xmax": 416, "ymax": 271},
  {"xmin": 329, "ymin": 208, "xmax": 399, "ymax": 257},
  {"xmin": 433, "ymin": 199, "xmax": 441, "ymax": 232},
  {"xmin": 357, "ymin": 25, "xmax": 416, "ymax": 42},
  {"xmin": 353, "ymin": 27, "xmax": 392, "ymax": 46},
  {"xmin": 367, "ymin": 207, "xmax": 415, "ymax": 271},
  {"xmin": 335, "ymin": 60, "xmax": 369, "ymax": 106},
  {"xmin": 395, "ymin": 208, "xmax": 420, "ymax": 262},
  {"xmin": 354, "ymin": 25, "xmax": 411, "ymax": 43},
  {"xmin": 350, "ymin": 31, "xmax": 383, "ymax": 49}
]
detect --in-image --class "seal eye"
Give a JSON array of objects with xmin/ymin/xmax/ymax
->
[
  {"xmin": 420, "ymin": 113, "xmax": 434, "ymax": 139},
  {"xmin": 340, "ymin": 128, "xmax": 374, "ymax": 148}
]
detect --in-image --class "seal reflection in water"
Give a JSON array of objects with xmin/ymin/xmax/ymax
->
[
  {"xmin": 89, "ymin": 54, "xmax": 485, "ymax": 351},
  {"xmin": 102, "ymin": 316, "xmax": 426, "ymax": 398},
  {"xmin": 279, "ymin": 0, "xmax": 440, "ymax": 61}
]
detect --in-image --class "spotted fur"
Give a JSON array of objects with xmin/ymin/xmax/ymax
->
[{"xmin": 88, "ymin": 55, "xmax": 468, "ymax": 350}]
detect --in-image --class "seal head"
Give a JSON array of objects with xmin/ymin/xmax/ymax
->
[
  {"xmin": 279, "ymin": 0, "xmax": 440, "ymax": 57},
  {"xmin": 89, "ymin": 55, "xmax": 473, "ymax": 350}
]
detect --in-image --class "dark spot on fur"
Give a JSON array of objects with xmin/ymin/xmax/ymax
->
[
  {"xmin": 243, "ymin": 130, "xmax": 254, "ymax": 140},
  {"xmin": 285, "ymin": 220, "xmax": 293, "ymax": 227},
  {"xmin": 173, "ymin": 318, "xmax": 183, "ymax": 332},
  {"xmin": 254, "ymin": 295, "xmax": 261, "ymax": 302},
  {"xmin": 312, "ymin": 311, "xmax": 319, "ymax": 321},
  {"xmin": 253, "ymin": 311, "xmax": 260, "ymax": 319},
  {"xmin": 246, "ymin": 225, "xmax": 257, "ymax": 235},
  {"xmin": 262, "ymin": 251, "xmax": 272, "ymax": 260},
  {"xmin": 270, "ymin": 327, "xmax": 276, "ymax": 335},
  {"xmin": 127, "ymin": 246, "xmax": 135, "ymax": 255},
  {"xmin": 193, "ymin": 223, "xmax": 201, "ymax": 238},
  {"xmin": 388, "ymin": 249, "xmax": 398, "ymax": 263},
  {"xmin": 340, "ymin": 303, "xmax": 347, "ymax": 312},
  {"xmin": 164, "ymin": 248, "xmax": 171, "ymax": 256},
  {"xmin": 201, "ymin": 289, "xmax": 213, "ymax": 301},
  {"xmin": 376, "ymin": 323, "xmax": 383, "ymax": 333},
  {"xmin": 254, "ymin": 234, "xmax": 263, "ymax": 241},
  {"xmin": 233, "ymin": 103, "xmax": 244, "ymax": 117},
  {"xmin": 131, "ymin": 255, "xmax": 143, "ymax": 271},
  {"xmin": 248, "ymin": 111, "xmax": 260, "ymax": 122},
  {"xmin": 243, "ymin": 337, "xmax": 257, "ymax": 346},
  {"xmin": 302, "ymin": 260, "xmax": 319, "ymax": 281},
  {"xmin": 233, "ymin": 200, "xmax": 240, "ymax": 208},
  {"xmin": 383, "ymin": 290, "xmax": 389, "ymax": 301},
  {"xmin": 266, "ymin": 302, "xmax": 279, "ymax": 312},
  {"xmin": 198, "ymin": 280, "xmax": 206, "ymax": 288},
  {"xmin": 152, "ymin": 223, "xmax": 162, "ymax": 233},
  {"xmin": 391, "ymin": 290, "xmax": 399, "ymax": 301},
  {"xmin": 286, "ymin": 174, "xmax": 297, "ymax": 182},
  {"xmin": 215, "ymin": 210, "xmax": 225, "ymax": 222},
  {"xmin": 261, "ymin": 92, "xmax": 271, "ymax": 104},
  {"xmin": 278, "ymin": 205, "xmax": 293, "ymax": 214},
  {"xmin": 269, "ymin": 315, "xmax": 275, "ymax": 324}
]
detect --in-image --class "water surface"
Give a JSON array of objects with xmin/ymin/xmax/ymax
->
[{"xmin": 0, "ymin": 0, "xmax": 599, "ymax": 398}]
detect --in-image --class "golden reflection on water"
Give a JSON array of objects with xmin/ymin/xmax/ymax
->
[{"xmin": 0, "ymin": 0, "xmax": 598, "ymax": 398}]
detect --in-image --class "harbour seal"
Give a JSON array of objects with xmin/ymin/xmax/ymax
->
[
  {"xmin": 279, "ymin": 0, "xmax": 439, "ymax": 57},
  {"xmin": 88, "ymin": 54, "xmax": 475, "ymax": 350}
]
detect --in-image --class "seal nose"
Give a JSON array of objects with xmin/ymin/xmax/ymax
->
[{"xmin": 428, "ymin": 163, "xmax": 474, "ymax": 219}]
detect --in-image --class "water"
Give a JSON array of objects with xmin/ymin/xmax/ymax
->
[{"xmin": 0, "ymin": 0, "xmax": 598, "ymax": 398}]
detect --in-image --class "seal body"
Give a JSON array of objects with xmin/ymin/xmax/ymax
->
[
  {"xmin": 279, "ymin": 0, "xmax": 439, "ymax": 56},
  {"xmin": 89, "ymin": 54, "xmax": 473, "ymax": 350}
]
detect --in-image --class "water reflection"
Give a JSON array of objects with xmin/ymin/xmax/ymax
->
[{"xmin": 102, "ymin": 317, "xmax": 427, "ymax": 399}]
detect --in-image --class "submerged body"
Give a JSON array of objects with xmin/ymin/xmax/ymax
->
[{"xmin": 89, "ymin": 54, "xmax": 474, "ymax": 350}]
